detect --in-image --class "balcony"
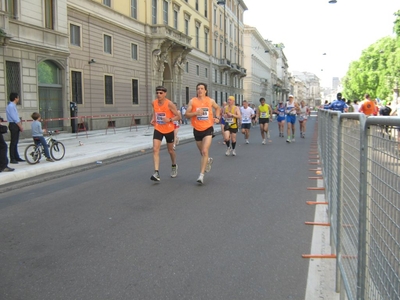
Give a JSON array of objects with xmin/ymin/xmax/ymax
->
[
  {"xmin": 219, "ymin": 59, "xmax": 231, "ymax": 71},
  {"xmin": 150, "ymin": 25, "xmax": 192, "ymax": 48}
]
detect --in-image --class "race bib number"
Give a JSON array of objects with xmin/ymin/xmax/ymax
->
[
  {"xmin": 225, "ymin": 117, "xmax": 233, "ymax": 124},
  {"xmin": 299, "ymin": 116, "xmax": 304, "ymax": 121},
  {"xmin": 261, "ymin": 112, "xmax": 267, "ymax": 118},
  {"xmin": 156, "ymin": 112, "xmax": 166, "ymax": 124},
  {"xmin": 197, "ymin": 107, "xmax": 209, "ymax": 121},
  {"xmin": 279, "ymin": 112, "xmax": 285, "ymax": 117}
]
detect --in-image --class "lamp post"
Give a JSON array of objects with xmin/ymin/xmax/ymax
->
[{"xmin": 217, "ymin": 0, "xmax": 226, "ymax": 59}]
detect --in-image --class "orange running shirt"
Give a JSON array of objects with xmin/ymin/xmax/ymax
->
[
  {"xmin": 190, "ymin": 96, "xmax": 214, "ymax": 131},
  {"xmin": 359, "ymin": 100, "xmax": 376, "ymax": 116},
  {"xmin": 153, "ymin": 99, "xmax": 175, "ymax": 134}
]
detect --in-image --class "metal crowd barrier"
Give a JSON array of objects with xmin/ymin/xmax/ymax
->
[{"xmin": 317, "ymin": 110, "xmax": 400, "ymax": 300}]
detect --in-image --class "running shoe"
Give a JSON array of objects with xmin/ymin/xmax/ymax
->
[
  {"xmin": 151, "ymin": 172, "xmax": 160, "ymax": 181},
  {"xmin": 292, "ymin": 135, "xmax": 295, "ymax": 142},
  {"xmin": 205, "ymin": 157, "xmax": 213, "ymax": 173},
  {"xmin": 245, "ymin": 139, "xmax": 249, "ymax": 144},
  {"xmin": 170, "ymin": 164, "xmax": 178, "ymax": 178},
  {"xmin": 197, "ymin": 174, "xmax": 204, "ymax": 184},
  {"xmin": 175, "ymin": 136, "xmax": 179, "ymax": 145},
  {"xmin": 286, "ymin": 137, "xmax": 291, "ymax": 143},
  {"xmin": 225, "ymin": 147, "xmax": 231, "ymax": 156},
  {"xmin": 262, "ymin": 139, "xmax": 266, "ymax": 145},
  {"xmin": 267, "ymin": 131, "xmax": 270, "ymax": 139},
  {"xmin": 232, "ymin": 149, "xmax": 236, "ymax": 156}
]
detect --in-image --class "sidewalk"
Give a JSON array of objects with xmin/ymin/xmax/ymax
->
[{"xmin": 1, "ymin": 124, "xmax": 217, "ymax": 187}]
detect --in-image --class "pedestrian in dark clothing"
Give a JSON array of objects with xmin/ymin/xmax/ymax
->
[
  {"xmin": 6, "ymin": 92, "xmax": 25, "ymax": 164},
  {"xmin": 0, "ymin": 116, "xmax": 15, "ymax": 172}
]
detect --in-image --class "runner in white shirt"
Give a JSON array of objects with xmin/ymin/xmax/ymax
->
[
  {"xmin": 240, "ymin": 100, "xmax": 255, "ymax": 144},
  {"xmin": 298, "ymin": 100, "xmax": 310, "ymax": 138}
]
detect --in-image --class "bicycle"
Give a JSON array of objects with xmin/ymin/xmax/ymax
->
[{"xmin": 24, "ymin": 131, "xmax": 66, "ymax": 164}]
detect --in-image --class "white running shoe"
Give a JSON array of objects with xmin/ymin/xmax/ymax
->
[
  {"xmin": 292, "ymin": 136, "xmax": 295, "ymax": 142},
  {"xmin": 262, "ymin": 139, "xmax": 266, "ymax": 145},
  {"xmin": 151, "ymin": 171, "xmax": 161, "ymax": 181},
  {"xmin": 170, "ymin": 164, "xmax": 178, "ymax": 178},
  {"xmin": 232, "ymin": 149, "xmax": 236, "ymax": 156},
  {"xmin": 245, "ymin": 139, "xmax": 249, "ymax": 144},
  {"xmin": 197, "ymin": 174, "xmax": 204, "ymax": 184},
  {"xmin": 225, "ymin": 147, "xmax": 231, "ymax": 156},
  {"xmin": 205, "ymin": 157, "xmax": 213, "ymax": 173},
  {"xmin": 286, "ymin": 137, "xmax": 291, "ymax": 143}
]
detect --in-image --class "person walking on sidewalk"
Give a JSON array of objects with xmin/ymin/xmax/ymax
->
[
  {"xmin": 150, "ymin": 86, "xmax": 181, "ymax": 182},
  {"xmin": 30, "ymin": 112, "xmax": 55, "ymax": 162},
  {"xmin": 257, "ymin": 97, "xmax": 272, "ymax": 144},
  {"xmin": 240, "ymin": 100, "xmax": 255, "ymax": 144},
  {"xmin": 6, "ymin": 92, "xmax": 25, "ymax": 164},
  {"xmin": 0, "ymin": 116, "xmax": 14, "ymax": 172},
  {"xmin": 185, "ymin": 83, "xmax": 220, "ymax": 184},
  {"xmin": 223, "ymin": 96, "xmax": 241, "ymax": 156}
]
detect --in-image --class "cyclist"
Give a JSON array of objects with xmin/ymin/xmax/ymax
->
[{"xmin": 30, "ymin": 112, "xmax": 54, "ymax": 162}]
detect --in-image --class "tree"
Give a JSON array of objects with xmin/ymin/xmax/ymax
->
[{"xmin": 342, "ymin": 10, "xmax": 400, "ymax": 101}]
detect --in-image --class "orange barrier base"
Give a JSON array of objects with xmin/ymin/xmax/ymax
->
[
  {"xmin": 305, "ymin": 222, "xmax": 330, "ymax": 226},
  {"xmin": 302, "ymin": 254, "xmax": 337, "ymax": 259},
  {"xmin": 306, "ymin": 201, "xmax": 328, "ymax": 205},
  {"xmin": 307, "ymin": 187, "xmax": 325, "ymax": 190}
]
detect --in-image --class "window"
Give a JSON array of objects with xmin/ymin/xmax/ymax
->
[
  {"xmin": 163, "ymin": 1, "xmax": 168, "ymax": 25},
  {"xmin": 104, "ymin": 75, "xmax": 113, "ymax": 104},
  {"xmin": 220, "ymin": 71, "xmax": 223, "ymax": 84},
  {"xmin": 213, "ymin": 8, "xmax": 216, "ymax": 25},
  {"xmin": 219, "ymin": 13, "xmax": 222, "ymax": 28},
  {"xmin": 6, "ymin": 61, "xmax": 21, "ymax": 104},
  {"xmin": 215, "ymin": 91, "xmax": 218, "ymax": 103},
  {"xmin": 131, "ymin": 0, "xmax": 137, "ymax": 19},
  {"xmin": 103, "ymin": 0, "xmax": 111, "ymax": 7},
  {"xmin": 214, "ymin": 69, "xmax": 217, "ymax": 83},
  {"xmin": 220, "ymin": 42, "xmax": 223, "ymax": 59},
  {"xmin": 195, "ymin": 26, "xmax": 199, "ymax": 48},
  {"xmin": 196, "ymin": 65, "xmax": 199, "ymax": 76},
  {"xmin": 131, "ymin": 43, "xmax": 138, "ymax": 60},
  {"xmin": 132, "ymin": 79, "xmax": 139, "ymax": 105},
  {"xmin": 204, "ymin": 30, "xmax": 208, "ymax": 53},
  {"xmin": 104, "ymin": 34, "xmax": 112, "ymax": 54},
  {"xmin": 195, "ymin": 0, "xmax": 199, "ymax": 10},
  {"xmin": 152, "ymin": 0, "xmax": 157, "ymax": 24},
  {"xmin": 71, "ymin": 71, "xmax": 83, "ymax": 104},
  {"xmin": 204, "ymin": 0, "xmax": 207, "ymax": 17},
  {"xmin": 70, "ymin": 24, "xmax": 81, "ymax": 47},
  {"xmin": 214, "ymin": 38, "xmax": 217, "ymax": 57},
  {"xmin": 205, "ymin": 67, "xmax": 208, "ymax": 78},
  {"xmin": 185, "ymin": 87, "xmax": 189, "ymax": 104},
  {"xmin": 185, "ymin": 19, "xmax": 189, "ymax": 35},
  {"xmin": 173, "ymin": 10, "xmax": 178, "ymax": 29},
  {"xmin": 6, "ymin": 0, "xmax": 16, "ymax": 19},
  {"xmin": 44, "ymin": 0, "xmax": 54, "ymax": 30},
  {"xmin": 186, "ymin": 62, "xmax": 189, "ymax": 73}
]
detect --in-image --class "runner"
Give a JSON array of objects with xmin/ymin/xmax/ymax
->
[
  {"xmin": 257, "ymin": 97, "xmax": 272, "ymax": 144},
  {"xmin": 240, "ymin": 100, "xmax": 255, "ymax": 144},
  {"xmin": 150, "ymin": 86, "xmax": 181, "ymax": 182},
  {"xmin": 185, "ymin": 83, "xmax": 220, "ymax": 184},
  {"xmin": 251, "ymin": 104, "xmax": 257, "ymax": 127},
  {"xmin": 298, "ymin": 100, "xmax": 310, "ymax": 138},
  {"xmin": 285, "ymin": 95, "xmax": 297, "ymax": 143},
  {"xmin": 274, "ymin": 101, "xmax": 286, "ymax": 137},
  {"xmin": 220, "ymin": 101, "xmax": 227, "ymax": 144},
  {"xmin": 223, "ymin": 96, "xmax": 241, "ymax": 156},
  {"xmin": 172, "ymin": 102, "xmax": 182, "ymax": 150}
]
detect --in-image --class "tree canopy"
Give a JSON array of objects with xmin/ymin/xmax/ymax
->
[{"xmin": 342, "ymin": 10, "xmax": 400, "ymax": 101}]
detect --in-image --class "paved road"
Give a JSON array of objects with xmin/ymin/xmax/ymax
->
[{"xmin": 0, "ymin": 116, "xmax": 329, "ymax": 299}]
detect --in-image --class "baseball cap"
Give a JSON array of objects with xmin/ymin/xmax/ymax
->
[{"xmin": 288, "ymin": 95, "xmax": 294, "ymax": 98}]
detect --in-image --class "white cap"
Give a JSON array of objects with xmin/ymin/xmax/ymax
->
[{"xmin": 288, "ymin": 94, "xmax": 294, "ymax": 98}]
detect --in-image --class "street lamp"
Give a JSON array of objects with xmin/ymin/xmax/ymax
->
[{"xmin": 217, "ymin": 0, "xmax": 226, "ymax": 59}]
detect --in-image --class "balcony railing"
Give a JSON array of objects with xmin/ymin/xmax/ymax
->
[{"xmin": 151, "ymin": 25, "xmax": 192, "ymax": 46}]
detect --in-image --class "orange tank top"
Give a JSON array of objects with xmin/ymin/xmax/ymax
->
[
  {"xmin": 190, "ymin": 96, "xmax": 214, "ymax": 131},
  {"xmin": 360, "ymin": 100, "xmax": 376, "ymax": 116},
  {"xmin": 153, "ymin": 99, "xmax": 175, "ymax": 134}
]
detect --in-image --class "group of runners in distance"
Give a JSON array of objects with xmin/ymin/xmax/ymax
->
[{"xmin": 150, "ymin": 83, "xmax": 310, "ymax": 185}]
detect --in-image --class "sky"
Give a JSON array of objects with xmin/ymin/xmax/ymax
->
[{"xmin": 243, "ymin": 0, "xmax": 399, "ymax": 87}]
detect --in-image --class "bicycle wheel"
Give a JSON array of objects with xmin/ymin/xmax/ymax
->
[
  {"xmin": 24, "ymin": 144, "xmax": 41, "ymax": 164},
  {"xmin": 50, "ymin": 141, "xmax": 65, "ymax": 161}
]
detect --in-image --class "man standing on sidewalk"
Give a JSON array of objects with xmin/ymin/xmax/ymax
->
[
  {"xmin": 6, "ymin": 92, "xmax": 25, "ymax": 164},
  {"xmin": 185, "ymin": 83, "xmax": 220, "ymax": 184},
  {"xmin": 150, "ymin": 86, "xmax": 181, "ymax": 182}
]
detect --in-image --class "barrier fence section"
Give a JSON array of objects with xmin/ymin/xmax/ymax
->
[{"xmin": 318, "ymin": 110, "xmax": 400, "ymax": 300}]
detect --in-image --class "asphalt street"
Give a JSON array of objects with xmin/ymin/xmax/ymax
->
[{"xmin": 0, "ymin": 115, "xmax": 337, "ymax": 299}]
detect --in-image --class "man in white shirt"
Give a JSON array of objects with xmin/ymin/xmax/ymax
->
[{"xmin": 240, "ymin": 100, "xmax": 255, "ymax": 144}]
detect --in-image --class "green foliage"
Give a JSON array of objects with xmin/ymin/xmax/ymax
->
[{"xmin": 343, "ymin": 10, "xmax": 400, "ymax": 101}]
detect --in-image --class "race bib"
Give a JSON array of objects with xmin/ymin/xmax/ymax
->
[
  {"xmin": 299, "ymin": 116, "xmax": 304, "ymax": 121},
  {"xmin": 197, "ymin": 107, "xmax": 209, "ymax": 120},
  {"xmin": 261, "ymin": 112, "xmax": 267, "ymax": 118},
  {"xmin": 156, "ymin": 112, "xmax": 166, "ymax": 124},
  {"xmin": 279, "ymin": 112, "xmax": 284, "ymax": 117},
  {"xmin": 225, "ymin": 117, "xmax": 233, "ymax": 124}
]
